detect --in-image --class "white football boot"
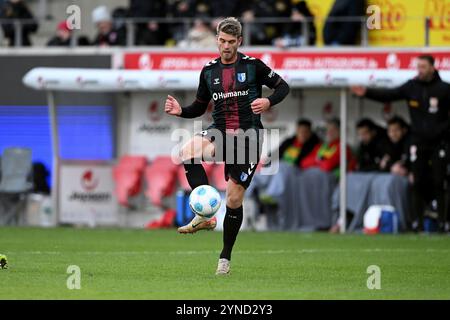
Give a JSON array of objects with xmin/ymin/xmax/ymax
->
[
  {"xmin": 215, "ymin": 258, "xmax": 231, "ymax": 275},
  {"xmin": 177, "ymin": 215, "xmax": 217, "ymax": 234}
]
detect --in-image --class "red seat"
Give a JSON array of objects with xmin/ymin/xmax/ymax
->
[
  {"xmin": 113, "ymin": 155, "xmax": 147, "ymax": 207},
  {"xmin": 177, "ymin": 162, "xmax": 215, "ymax": 191},
  {"xmin": 117, "ymin": 155, "xmax": 147, "ymax": 172},
  {"xmin": 211, "ymin": 163, "xmax": 228, "ymax": 191},
  {"xmin": 145, "ymin": 156, "xmax": 178, "ymax": 206},
  {"xmin": 113, "ymin": 167, "xmax": 141, "ymax": 207},
  {"xmin": 145, "ymin": 208, "xmax": 176, "ymax": 229}
]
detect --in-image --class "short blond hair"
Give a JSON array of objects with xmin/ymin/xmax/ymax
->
[{"xmin": 216, "ymin": 17, "xmax": 242, "ymax": 38}]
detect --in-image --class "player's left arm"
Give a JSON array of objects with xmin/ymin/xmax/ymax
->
[{"xmin": 251, "ymin": 60, "xmax": 290, "ymax": 114}]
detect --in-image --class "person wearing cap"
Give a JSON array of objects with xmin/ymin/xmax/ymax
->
[
  {"xmin": 91, "ymin": 5, "xmax": 125, "ymax": 46},
  {"xmin": 47, "ymin": 21, "xmax": 72, "ymax": 46}
]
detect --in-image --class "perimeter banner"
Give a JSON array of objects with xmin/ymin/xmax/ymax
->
[
  {"xmin": 306, "ymin": 0, "xmax": 450, "ymax": 46},
  {"xmin": 120, "ymin": 50, "xmax": 450, "ymax": 71}
]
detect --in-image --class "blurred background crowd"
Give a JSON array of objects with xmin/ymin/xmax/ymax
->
[{"xmin": 0, "ymin": 0, "xmax": 366, "ymax": 47}]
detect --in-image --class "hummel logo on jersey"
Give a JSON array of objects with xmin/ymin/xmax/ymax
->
[
  {"xmin": 205, "ymin": 59, "xmax": 218, "ymax": 67},
  {"xmin": 212, "ymin": 90, "xmax": 249, "ymax": 101},
  {"xmin": 242, "ymin": 55, "xmax": 256, "ymax": 60},
  {"xmin": 241, "ymin": 163, "xmax": 256, "ymax": 181},
  {"xmin": 248, "ymin": 162, "xmax": 256, "ymax": 175},
  {"xmin": 268, "ymin": 70, "xmax": 275, "ymax": 78},
  {"xmin": 214, "ymin": 78, "xmax": 220, "ymax": 85}
]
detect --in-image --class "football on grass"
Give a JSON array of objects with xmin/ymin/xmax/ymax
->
[{"xmin": 189, "ymin": 185, "xmax": 221, "ymax": 218}]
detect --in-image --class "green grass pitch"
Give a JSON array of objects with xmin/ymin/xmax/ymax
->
[{"xmin": 0, "ymin": 227, "xmax": 449, "ymax": 299}]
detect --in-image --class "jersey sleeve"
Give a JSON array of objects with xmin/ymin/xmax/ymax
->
[
  {"xmin": 196, "ymin": 68, "xmax": 212, "ymax": 103},
  {"xmin": 255, "ymin": 59, "xmax": 281, "ymax": 89}
]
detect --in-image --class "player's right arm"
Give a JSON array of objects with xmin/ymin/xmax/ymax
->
[
  {"xmin": 164, "ymin": 68, "xmax": 211, "ymax": 118},
  {"xmin": 350, "ymin": 82, "xmax": 410, "ymax": 103}
]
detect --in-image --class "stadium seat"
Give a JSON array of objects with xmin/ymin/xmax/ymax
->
[
  {"xmin": 117, "ymin": 155, "xmax": 147, "ymax": 172},
  {"xmin": 112, "ymin": 155, "xmax": 147, "ymax": 207},
  {"xmin": 0, "ymin": 147, "xmax": 33, "ymax": 225},
  {"xmin": 145, "ymin": 208, "xmax": 176, "ymax": 229},
  {"xmin": 144, "ymin": 156, "xmax": 178, "ymax": 206}
]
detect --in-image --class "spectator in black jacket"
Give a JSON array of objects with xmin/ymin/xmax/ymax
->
[
  {"xmin": 0, "ymin": 0, "xmax": 38, "ymax": 46},
  {"xmin": 209, "ymin": 0, "xmax": 247, "ymax": 17},
  {"xmin": 351, "ymin": 55, "xmax": 450, "ymax": 233},
  {"xmin": 323, "ymin": 0, "xmax": 365, "ymax": 45},
  {"xmin": 278, "ymin": 119, "xmax": 321, "ymax": 168},
  {"xmin": 380, "ymin": 116, "xmax": 410, "ymax": 176},
  {"xmin": 244, "ymin": 0, "xmax": 294, "ymax": 45},
  {"xmin": 274, "ymin": 0, "xmax": 316, "ymax": 47},
  {"xmin": 128, "ymin": 0, "xmax": 168, "ymax": 45},
  {"xmin": 356, "ymin": 118, "xmax": 387, "ymax": 172}
]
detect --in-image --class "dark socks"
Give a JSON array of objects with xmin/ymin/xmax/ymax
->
[
  {"xmin": 220, "ymin": 206, "xmax": 243, "ymax": 261},
  {"xmin": 183, "ymin": 159, "xmax": 208, "ymax": 189}
]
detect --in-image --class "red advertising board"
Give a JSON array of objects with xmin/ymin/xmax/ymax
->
[{"xmin": 122, "ymin": 50, "xmax": 450, "ymax": 71}]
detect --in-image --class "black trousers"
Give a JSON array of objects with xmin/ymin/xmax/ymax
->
[{"xmin": 410, "ymin": 140, "xmax": 448, "ymax": 227}]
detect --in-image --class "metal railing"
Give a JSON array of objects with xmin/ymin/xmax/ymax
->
[{"xmin": 0, "ymin": 16, "xmax": 444, "ymax": 48}]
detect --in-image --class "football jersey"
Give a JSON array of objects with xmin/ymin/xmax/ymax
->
[{"xmin": 195, "ymin": 52, "xmax": 281, "ymax": 132}]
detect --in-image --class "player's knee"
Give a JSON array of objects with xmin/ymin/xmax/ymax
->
[{"xmin": 180, "ymin": 143, "xmax": 200, "ymax": 162}]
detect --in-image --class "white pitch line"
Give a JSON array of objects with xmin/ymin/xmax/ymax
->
[{"xmin": 5, "ymin": 248, "xmax": 450, "ymax": 255}]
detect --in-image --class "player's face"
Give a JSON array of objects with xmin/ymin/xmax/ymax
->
[
  {"xmin": 417, "ymin": 59, "xmax": 435, "ymax": 81},
  {"xmin": 388, "ymin": 123, "xmax": 405, "ymax": 144},
  {"xmin": 217, "ymin": 32, "xmax": 242, "ymax": 63}
]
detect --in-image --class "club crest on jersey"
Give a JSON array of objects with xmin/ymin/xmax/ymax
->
[
  {"xmin": 237, "ymin": 73, "xmax": 246, "ymax": 83},
  {"xmin": 240, "ymin": 172, "xmax": 248, "ymax": 182}
]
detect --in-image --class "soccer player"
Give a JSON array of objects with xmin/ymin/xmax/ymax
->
[{"xmin": 165, "ymin": 17, "xmax": 290, "ymax": 274}]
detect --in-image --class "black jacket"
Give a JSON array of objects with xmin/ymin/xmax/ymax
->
[
  {"xmin": 278, "ymin": 133, "xmax": 321, "ymax": 167},
  {"xmin": 0, "ymin": 0, "xmax": 38, "ymax": 46},
  {"xmin": 92, "ymin": 28, "xmax": 126, "ymax": 46},
  {"xmin": 380, "ymin": 133, "xmax": 411, "ymax": 172},
  {"xmin": 323, "ymin": 0, "xmax": 365, "ymax": 45},
  {"xmin": 281, "ymin": 0, "xmax": 317, "ymax": 45},
  {"xmin": 365, "ymin": 71, "xmax": 450, "ymax": 144},
  {"xmin": 357, "ymin": 127, "xmax": 388, "ymax": 172}
]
